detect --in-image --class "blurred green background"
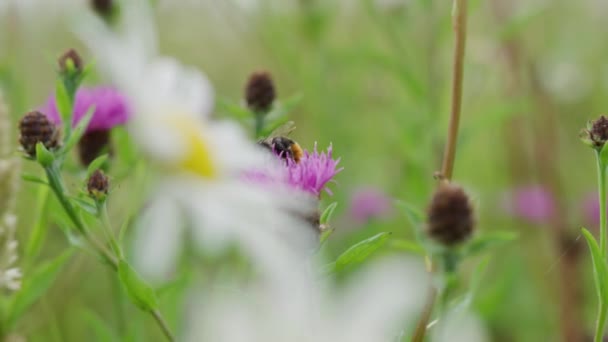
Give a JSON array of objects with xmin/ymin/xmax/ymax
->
[{"xmin": 1, "ymin": 0, "xmax": 606, "ymax": 340}]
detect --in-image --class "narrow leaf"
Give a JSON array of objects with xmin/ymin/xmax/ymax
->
[
  {"xmin": 464, "ymin": 231, "xmax": 518, "ymax": 256},
  {"xmin": 35, "ymin": 142, "xmax": 54, "ymax": 167},
  {"xmin": 87, "ymin": 154, "xmax": 109, "ymax": 177},
  {"xmin": 331, "ymin": 232, "xmax": 392, "ymax": 273},
  {"xmin": 55, "ymin": 79, "xmax": 71, "ymax": 123},
  {"xmin": 21, "ymin": 173, "xmax": 48, "ymax": 186},
  {"xmin": 390, "ymin": 239, "xmax": 425, "ymax": 255},
  {"xmin": 7, "ymin": 250, "xmax": 73, "ymax": 328},
  {"xmin": 320, "ymin": 202, "xmax": 338, "ymax": 225},
  {"xmin": 62, "ymin": 106, "xmax": 95, "ymax": 154},
  {"xmin": 582, "ymin": 228, "xmax": 608, "ymax": 304},
  {"xmin": 118, "ymin": 260, "xmax": 158, "ymax": 311}
]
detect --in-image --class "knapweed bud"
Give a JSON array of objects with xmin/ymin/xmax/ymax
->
[
  {"xmin": 87, "ymin": 169, "xmax": 109, "ymax": 200},
  {"xmin": 58, "ymin": 49, "xmax": 83, "ymax": 75},
  {"xmin": 426, "ymin": 183, "xmax": 475, "ymax": 247},
  {"xmin": 78, "ymin": 130, "xmax": 111, "ymax": 166},
  {"xmin": 245, "ymin": 71, "xmax": 276, "ymax": 114},
  {"xmin": 18, "ymin": 111, "xmax": 60, "ymax": 156},
  {"xmin": 91, "ymin": 0, "xmax": 118, "ymax": 23},
  {"xmin": 581, "ymin": 115, "xmax": 608, "ymax": 150}
]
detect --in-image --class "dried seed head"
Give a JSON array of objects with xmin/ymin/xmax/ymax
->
[
  {"xmin": 58, "ymin": 49, "xmax": 83, "ymax": 75},
  {"xmin": 18, "ymin": 111, "xmax": 60, "ymax": 156},
  {"xmin": 426, "ymin": 183, "xmax": 475, "ymax": 247},
  {"xmin": 87, "ymin": 169, "xmax": 109, "ymax": 199},
  {"xmin": 245, "ymin": 71, "xmax": 276, "ymax": 114},
  {"xmin": 78, "ymin": 130, "xmax": 111, "ymax": 166}
]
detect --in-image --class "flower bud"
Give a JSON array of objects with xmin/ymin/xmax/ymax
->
[
  {"xmin": 78, "ymin": 130, "xmax": 112, "ymax": 166},
  {"xmin": 426, "ymin": 183, "xmax": 475, "ymax": 247},
  {"xmin": 58, "ymin": 49, "xmax": 83, "ymax": 75},
  {"xmin": 87, "ymin": 169, "xmax": 109, "ymax": 200},
  {"xmin": 245, "ymin": 71, "xmax": 276, "ymax": 114},
  {"xmin": 91, "ymin": 0, "xmax": 118, "ymax": 23},
  {"xmin": 581, "ymin": 115, "xmax": 608, "ymax": 150},
  {"xmin": 18, "ymin": 111, "xmax": 60, "ymax": 157}
]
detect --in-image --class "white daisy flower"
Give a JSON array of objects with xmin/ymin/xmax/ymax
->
[{"xmin": 74, "ymin": 0, "xmax": 317, "ymax": 282}]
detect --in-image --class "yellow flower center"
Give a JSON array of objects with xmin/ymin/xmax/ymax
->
[{"xmin": 164, "ymin": 115, "xmax": 216, "ymax": 178}]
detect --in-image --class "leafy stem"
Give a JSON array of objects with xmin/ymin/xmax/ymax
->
[{"xmin": 597, "ymin": 150, "xmax": 607, "ymax": 258}]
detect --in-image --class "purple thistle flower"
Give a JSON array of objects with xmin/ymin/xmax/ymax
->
[
  {"xmin": 349, "ymin": 187, "xmax": 393, "ymax": 224},
  {"xmin": 40, "ymin": 86, "xmax": 130, "ymax": 132},
  {"xmin": 502, "ymin": 185, "xmax": 555, "ymax": 224},
  {"xmin": 582, "ymin": 191, "xmax": 606, "ymax": 227},
  {"xmin": 285, "ymin": 143, "xmax": 343, "ymax": 197}
]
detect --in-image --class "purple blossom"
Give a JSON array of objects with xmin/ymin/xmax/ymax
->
[
  {"xmin": 349, "ymin": 187, "xmax": 393, "ymax": 224},
  {"xmin": 40, "ymin": 86, "xmax": 131, "ymax": 132},
  {"xmin": 502, "ymin": 185, "xmax": 555, "ymax": 224},
  {"xmin": 285, "ymin": 144, "xmax": 343, "ymax": 197},
  {"xmin": 582, "ymin": 191, "xmax": 606, "ymax": 227}
]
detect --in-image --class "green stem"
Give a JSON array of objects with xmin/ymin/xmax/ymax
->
[
  {"xmin": 254, "ymin": 115, "xmax": 264, "ymax": 138},
  {"xmin": 597, "ymin": 150, "xmax": 607, "ymax": 259},
  {"xmin": 150, "ymin": 309, "xmax": 175, "ymax": 342},
  {"xmin": 596, "ymin": 303, "xmax": 607, "ymax": 342},
  {"xmin": 99, "ymin": 202, "xmax": 123, "ymax": 259},
  {"xmin": 44, "ymin": 165, "xmax": 118, "ymax": 270}
]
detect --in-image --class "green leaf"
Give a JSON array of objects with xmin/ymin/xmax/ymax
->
[
  {"xmin": 62, "ymin": 106, "xmax": 95, "ymax": 154},
  {"xmin": 320, "ymin": 202, "xmax": 338, "ymax": 225},
  {"xmin": 389, "ymin": 239, "xmax": 425, "ymax": 255},
  {"xmin": 21, "ymin": 173, "xmax": 48, "ymax": 186},
  {"xmin": 24, "ymin": 187, "xmax": 50, "ymax": 265},
  {"xmin": 582, "ymin": 228, "xmax": 608, "ymax": 304},
  {"xmin": 395, "ymin": 200, "xmax": 424, "ymax": 229},
  {"xmin": 55, "ymin": 79, "xmax": 71, "ymax": 124},
  {"xmin": 331, "ymin": 232, "xmax": 392, "ymax": 273},
  {"xmin": 86, "ymin": 154, "xmax": 109, "ymax": 177},
  {"xmin": 6, "ymin": 250, "xmax": 73, "ymax": 329},
  {"xmin": 217, "ymin": 97, "xmax": 253, "ymax": 121},
  {"xmin": 260, "ymin": 115, "xmax": 292, "ymax": 137},
  {"xmin": 80, "ymin": 309, "xmax": 119, "ymax": 342},
  {"xmin": 269, "ymin": 93, "xmax": 303, "ymax": 119},
  {"xmin": 464, "ymin": 231, "xmax": 518, "ymax": 256},
  {"xmin": 69, "ymin": 196, "xmax": 98, "ymax": 216},
  {"xmin": 35, "ymin": 142, "xmax": 54, "ymax": 167},
  {"xmin": 118, "ymin": 259, "xmax": 158, "ymax": 311}
]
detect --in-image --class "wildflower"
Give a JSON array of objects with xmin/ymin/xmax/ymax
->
[
  {"xmin": 349, "ymin": 187, "xmax": 393, "ymax": 225},
  {"xmin": 427, "ymin": 183, "xmax": 475, "ymax": 247},
  {"xmin": 502, "ymin": 185, "xmax": 555, "ymax": 224},
  {"xmin": 245, "ymin": 71, "xmax": 276, "ymax": 114},
  {"xmin": 284, "ymin": 143, "xmax": 342, "ymax": 197},
  {"xmin": 581, "ymin": 115, "xmax": 608, "ymax": 150},
  {"xmin": 185, "ymin": 256, "xmax": 428, "ymax": 342},
  {"xmin": 18, "ymin": 111, "xmax": 60, "ymax": 156},
  {"xmin": 75, "ymin": 0, "xmax": 318, "ymax": 281},
  {"xmin": 87, "ymin": 169, "xmax": 109, "ymax": 200},
  {"xmin": 40, "ymin": 86, "xmax": 131, "ymax": 165}
]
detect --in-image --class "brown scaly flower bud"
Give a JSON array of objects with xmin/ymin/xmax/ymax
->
[
  {"xmin": 18, "ymin": 111, "xmax": 60, "ymax": 156},
  {"xmin": 581, "ymin": 115, "xmax": 608, "ymax": 150},
  {"xmin": 78, "ymin": 130, "xmax": 112, "ymax": 166},
  {"xmin": 87, "ymin": 169, "xmax": 109, "ymax": 200},
  {"xmin": 426, "ymin": 183, "xmax": 475, "ymax": 247},
  {"xmin": 245, "ymin": 71, "xmax": 276, "ymax": 114},
  {"xmin": 58, "ymin": 49, "xmax": 83, "ymax": 75}
]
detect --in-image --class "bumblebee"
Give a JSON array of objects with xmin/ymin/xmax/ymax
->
[{"xmin": 258, "ymin": 121, "xmax": 304, "ymax": 163}]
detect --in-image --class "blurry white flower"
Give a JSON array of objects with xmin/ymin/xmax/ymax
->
[
  {"xmin": 74, "ymin": 0, "xmax": 317, "ymax": 281},
  {"xmin": 185, "ymin": 256, "xmax": 428, "ymax": 342},
  {"xmin": 0, "ymin": 93, "xmax": 21, "ymax": 292},
  {"xmin": 431, "ymin": 309, "xmax": 489, "ymax": 342}
]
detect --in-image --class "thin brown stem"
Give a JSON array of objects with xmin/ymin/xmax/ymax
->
[
  {"xmin": 440, "ymin": 0, "xmax": 468, "ymax": 181},
  {"xmin": 413, "ymin": 2, "xmax": 469, "ymax": 341}
]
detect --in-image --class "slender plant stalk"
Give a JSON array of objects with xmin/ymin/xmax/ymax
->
[
  {"xmin": 44, "ymin": 166, "xmax": 175, "ymax": 341},
  {"xmin": 412, "ymin": 2, "xmax": 468, "ymax": 341},
  {"xmin": 151, "ymin": 309, "xmax": 175, "ymax": 342},
  {"xmin": 440, "ymin": 0, "xmax": 468, "ymax": 181},
  {"xmin": 597, "ymin": 151, "xmax": 607, "ymax": 259}
]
